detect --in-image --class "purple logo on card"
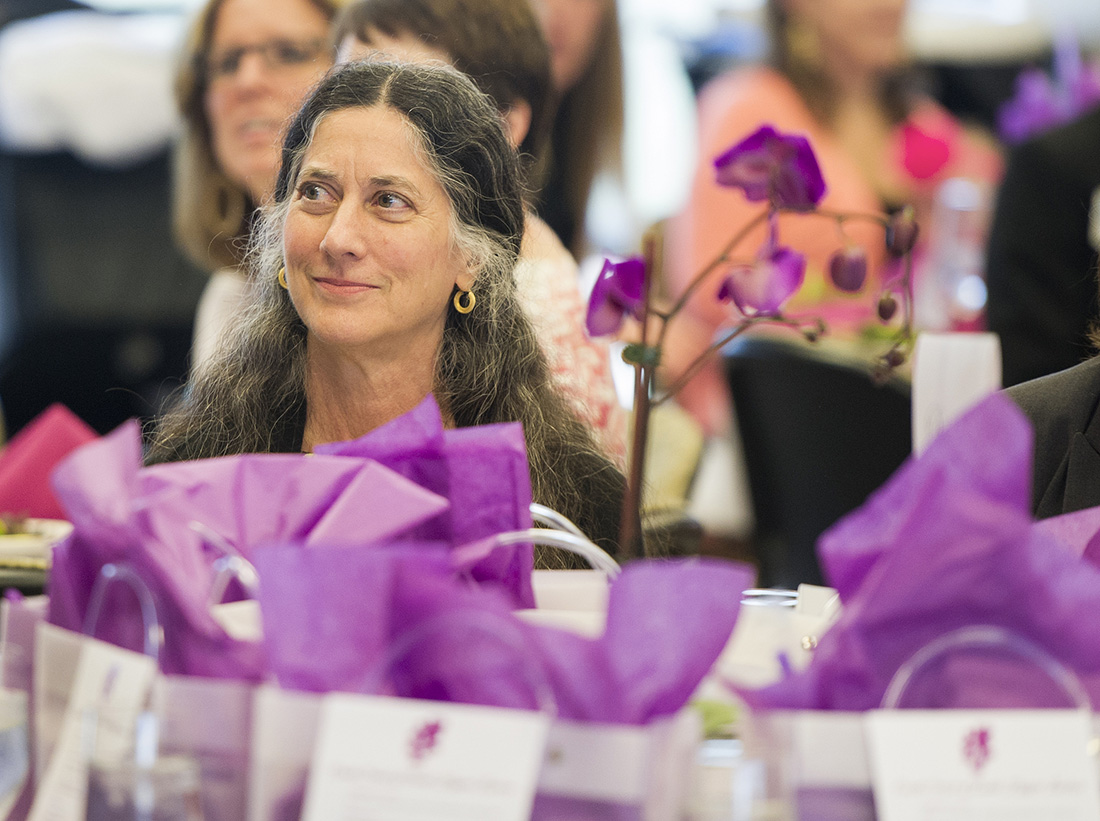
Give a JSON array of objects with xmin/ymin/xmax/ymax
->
[
  {"xmin": 963, "ymin": 727, "xmax": 991, "ymax": 772},
  {"xmin": 410, "ymin": 720, "xmax": 443, "ymax": 762}
]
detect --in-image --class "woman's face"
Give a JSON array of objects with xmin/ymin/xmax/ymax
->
[
  {"xmin": 529, "ymin": 0, "xmax": 607, "ymax": 93},
  {"xmin": 786, "ymin": 0, "xmax": 907, "ymax": 77},
  {"xmin": 203, "ymin": 0, "xmax": 332, "ymax": 204},
  {"xmin": 282, "ymin": 106, "xmax": 474, "ymax": 360}
]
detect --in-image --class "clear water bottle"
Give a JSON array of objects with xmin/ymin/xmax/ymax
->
[{"xmin": 915, "ymin": 177, "xmax": 991, "ymax": 331}]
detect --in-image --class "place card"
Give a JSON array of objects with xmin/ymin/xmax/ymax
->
[
  {"xmin": 867, "ymin": 709, "xmax": 1100, "ymax": 821},
  {"xmin": 301, "ymin": 693, "xmax": 549, "ymax": 821},
  {"xmin": 0, "ymin": 688, "xmax": 28, "ymax": 819}
]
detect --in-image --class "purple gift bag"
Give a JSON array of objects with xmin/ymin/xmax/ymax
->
[{"xmin": 317, "ymin": 395, "xmax": 536, "ymax": 607}]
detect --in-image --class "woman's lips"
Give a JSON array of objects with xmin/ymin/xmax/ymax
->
[
  {"xmin": 313, "ymin": 277, "xmax": 378, "ymax": 293},
  {"xmin": 234, "ymin": 118, "xmax": 280, "ymax": 145}
]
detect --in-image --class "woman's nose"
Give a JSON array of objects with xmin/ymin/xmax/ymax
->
[
  {"xmin": 320, "ymin": 202, "xmax": 367, "ymax": 259},
  {"xmin": 231, "ymin": 51, "xmax": 271, "ymax": 90}
]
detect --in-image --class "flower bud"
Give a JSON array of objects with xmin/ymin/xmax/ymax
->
[
  {"xmin": 885, "ymin": 206, "xmax": 919, "ymax": 256},
  {"xmin": 883, "ymin": 348, "xmax": 906, "ymax": 368},
  {"xmin": 827, "ymin": 246, "xmax": 868, "ymax": 292},
  {"xmin": 877, "ymin": 293, "xmax": 898, "ymax": 322}
]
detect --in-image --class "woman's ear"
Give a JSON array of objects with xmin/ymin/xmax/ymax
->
[
  {"xmin": 456, "ymin": 268, "xmax": 476, "ymax": 293},
  {"xmin": 502, "ymin": 101, "xmax": 533, "ymax": 149}
]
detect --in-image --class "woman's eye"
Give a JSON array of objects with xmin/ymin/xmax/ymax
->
[
  {"xmin": 294, "ymin": 181, "xmax": 337, "ymax": 211},
  {"xmin": 375, "ymin": 191, "xmax": 411, "ymax": 210},
  {"xmin": 298, "ymin": 182, "xmax": 328, "ymax": 201}
]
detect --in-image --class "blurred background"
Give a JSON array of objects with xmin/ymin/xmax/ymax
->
[{"xmin": 0, "ymin": 0, "xmax": 1097, "ymax": 435}]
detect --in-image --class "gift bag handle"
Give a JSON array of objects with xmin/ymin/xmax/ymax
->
[
  {"xmin": 208, "ymin": 555, "xmax": 260, "ymax": 607},
  {"xmin": 529, "ymin": 503, "xmax": 588, "ymax": 539},
  {"xmin": 189, "ymin": 520, "xmax": 261, "ymax": 606},
  {"xmin": 80, "ymin": 564, "xmax": 167, "ymax": 774},
  {"xmin": 358, "ymin": 608, "xmax": 558, "ymax": 717},
  {"xmin": 82, "ymin": 562, "xmax": 162, "ymax": 667},
  {"xmin": 487, "ymin": 528, "xmax": 621, "ymax": 578},
  {"xmin": 881, "ymin": 624, "xmax": 1091, "ymax": 711}
]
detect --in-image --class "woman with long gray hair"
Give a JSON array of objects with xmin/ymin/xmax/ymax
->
[{"xmin": 146, "ymin": 59, "xmax": 627, "ymax": 557}]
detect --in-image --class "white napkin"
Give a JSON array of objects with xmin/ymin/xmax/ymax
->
[{"xmin": 912, "ymin": 332, "xmax": 1002, "ymax": 454}]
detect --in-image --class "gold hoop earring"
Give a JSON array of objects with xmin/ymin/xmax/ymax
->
[
  {"xmin": 277, "ymin": 267, "xmax": 288, "ymax": 290},
  {"xmin": 453, "ymin": 289, "xmax": 475, "ymax": 314}
]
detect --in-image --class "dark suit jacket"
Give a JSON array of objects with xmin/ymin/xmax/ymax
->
[
  {"xmin": 1007, "ymin": 354, "xmax": 1100, "ymax": 518},
  {"xmin": 986, "ymin": 105, "xmax": 1100, "ymax": 387}
]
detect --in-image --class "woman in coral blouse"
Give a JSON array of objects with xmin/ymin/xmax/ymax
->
[{"xmin": 663, "ymin": 0, "xmax": 1002, "ymax": 435}]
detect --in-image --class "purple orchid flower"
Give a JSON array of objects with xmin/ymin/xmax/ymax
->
[
  {"xmin": 998, "ymin": 33, "xmax": 1100, "ymax": 143},
  {"xmin": 1054, "ymin": 29, "xmax": 1100, "ymax": 114},
  {"xmin": 585, "ymin": 256, "xmax": 646, "ymax": 337},
  {"xmin": 713, "ymin": 124, "xmax": 826, "ymax": 211},
  {"xmin": 998, "ymin": 69, "xmax": 1066, "ymax": 143},
  {"xmin": 1069, "ymin": 61, "xmax": 1100, "ymax": 114},
  {"xmin": 718, "ymin": 244, "xmax": 806, "ymax": 316}
]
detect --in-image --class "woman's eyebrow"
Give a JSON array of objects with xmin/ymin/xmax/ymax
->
[
  {"xmin": 296, "ymin": 165, "xmax": 340, "ymax": 184},
  {"xmin": 368, "ymin": 174, "xmax": 422, "ymax": 197},
  {"xmin": 297, "ymin": 167, "xmax": 423, "ymax": 198}
]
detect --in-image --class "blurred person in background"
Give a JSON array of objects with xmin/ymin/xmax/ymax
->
[
  {"xmin": 334, "ymin": 0, "xmax": 553, "ymax": 178},
  {"xmin": 332, "ymin": 0, "xmax": 628, "ymax": 464},
  {"xmin": 662, "ymin": 0, "xmax": 1002, "ymax": 436},
  {"xmin": 527, "ymin": 0, "xmax": 623, "ymax": 257},
  {"xmin": 987, "ymin": 105, "xmax": 1100, "ymax": 388},
  {"xmin": 0, "ymin": 3, "xmax": 207, "ymax": 434},
  {"xmin": 528, "ymin": 0, "xmax": 696, "ymax": 260},
  {"xmin": 173, "ymin": 0, "xmax": 346, "ymax": 370}
]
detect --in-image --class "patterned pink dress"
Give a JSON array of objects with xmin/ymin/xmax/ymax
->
[{"xmin": 517, "ymin": 215, "xmax": 629, "ymax": 466}]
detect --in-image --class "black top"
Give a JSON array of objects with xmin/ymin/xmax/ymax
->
[
  {"xmin": 530, "ymin": 115, "xmax": 578, "ymax": 255},
  {"xmin": 986, "ymin": 105, "xmax": 1100, "ymax": 387},
  {"xmin": 1006, "ymin": 354, "xmax": 1100, "ymax": 518}
]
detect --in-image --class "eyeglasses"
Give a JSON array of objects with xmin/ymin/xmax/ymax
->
[{"xmin": 202, "ymin": 38, "xmax": 330, "ymax": 83}]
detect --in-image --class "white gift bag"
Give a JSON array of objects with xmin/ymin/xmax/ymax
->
[
  {"xmin": 156, "ymin": 674, "xmax": 254, "ymax": 821},
  {"xmin": 26, "ymin": 560, "xmax": 263, "ymax": 821},
  {"xmin": 740, "ymin": 709, "xmax": 873, "ymax": 821},
  {"xmin": 532, "ymin": 707, "xmax": 702, "ymax": 821},
  {"xmin": 0, "ymin": 595, "xmax": 49, "ymax": 694},
  {"xmin": 0, "ymin": 594, "xmax": 50, "ymax": 821},
  {"xmin": 247, "ymin": 685, "xmax": 322, "ymax": 821},
  {"xmin": 0, "ymin": 687, "xmax": 29, "ymax": 819},
  {"xmin": 28, "ymin": 620, "xmax": 159, "ymax": 821}
]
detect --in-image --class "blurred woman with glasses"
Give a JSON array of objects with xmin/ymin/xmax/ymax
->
[{"xmin": 173, "ymin": 0, "xmax": 347, "ymax": 370}]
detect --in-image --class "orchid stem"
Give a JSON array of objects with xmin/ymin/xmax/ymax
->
[
  {"xmin": 811, "ymin": 208, "xmax": 890, "ymax": 227},
  {"xmin": 663, "ymin": 209, "xmax": 770, "ymax": 325},
  {"xmin": 658, "ymin": 207, "xmax": 885, "ymax": 346},
  {"xmin": 618, "ymin": 227, "xmax": 661, "ymax": 560},
  {"xmin": 903, "ymin": 251, "xmax": 914, "ymax": 334},
  {"xmin": 653, "ymin": 314, "xmax": 823, "ymax": 406}
]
